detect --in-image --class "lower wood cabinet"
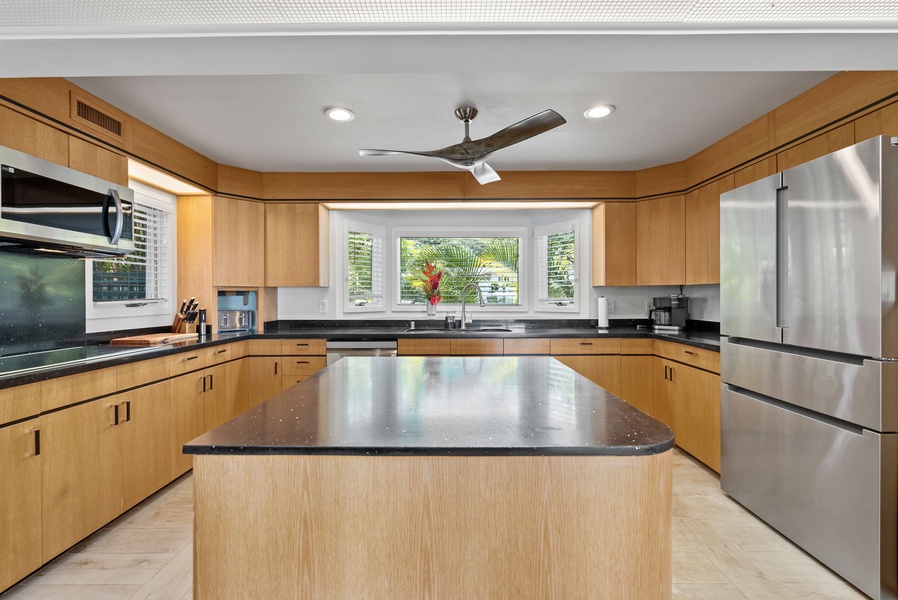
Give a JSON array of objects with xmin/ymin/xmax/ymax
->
[
  {"xmin": 169, "ymin": 370, "xmax": 208, "ymax": 477},
  {"xmin": 0, "ymin": 418, "xmax": 41, "ymax": 592},
  {"xmin": 119, "ymin": 381, "xmax": 172, "ymax": 511},
  {"xmin": 620, "ymin": 355, "xmax": 654, "ymax": 416},
  {"xmin": 553, "ymin": 355, "xmax": 621, "ymax": 397}
]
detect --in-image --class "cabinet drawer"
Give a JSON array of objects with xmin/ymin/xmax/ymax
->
[
  {"xmin": 451, "ymin": 339, "xmax": 504, "ymax": 356},
  {"xmin": 398, "ymin": 338, "xmax": 450, "ymax": 356},
  {"xmin": 116, "ymin": 356, "xmax": 171, "ymax": 391},
  {"xmin": 170, "ymin": 347, "xmax": 216, "ymax": 376},
  {"xmin": 245, "ymin": 339, "xmax": 283, "ymax": 355},
  {"xmin": 654, "ymin": 340, "xmax": 719, "ymax": 373},
  {"xmin": 281, "ymin": 339, "xmax": 326, "ymax": 356},
  {"xmin": 282, "ymin": 356, "xmax": 327, "ymax": 376},
  {"xmin": 620, "ymin": 338, "xmax": 654, "ymax": 355},
  {"xmin": 504, "ymin": 338, "xmax": 551, "ymax": 355},
  {"xmin": 42, "ymin": 367, "xmax": 117, "ymax": 412},
  {"xmin": 550, "ymin": 338, "xmax": 620, "ymax": 355},
  {"xmin": 208, "ymin": 345, "xmax": 236, "ymax": 365},
  {"xmin": 281, "ymin": 375, "xmax": 310, "ymax": 391},
  {"xmin": 0, "ymin": 381, "xmax": 42, "ymax": 426}
]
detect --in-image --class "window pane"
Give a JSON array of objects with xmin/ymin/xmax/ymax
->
[
  {"xmin": 347, "ymin": 230, "xmax": 384, "ymax": 307},
  {"xmin": 397, "ymin": 237, "xmax": 520, "ymax": 305},
  {"xmin": 93, "ymin": 204, "xmax": 169, "ymax": 302},
  {"xmin": 538, "ymin": 230, "xmax": 576, "ymax": 304}
]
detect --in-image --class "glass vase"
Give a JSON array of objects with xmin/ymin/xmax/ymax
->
[{"xmin": 426, "ymin": 302, "xmax": 437, "ymax": 317}]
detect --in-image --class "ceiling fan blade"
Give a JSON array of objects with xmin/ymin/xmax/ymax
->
[
  {"xmin": 471, "ymin": 162, "xmax": 501, "ymax": 185},
  {"xmin": 463, "ymin": 109, "xmax": 566, "ymax": 157},
  {"xmin": 359, "ymin": 148, "xmax": 426, "ymax": 157}
]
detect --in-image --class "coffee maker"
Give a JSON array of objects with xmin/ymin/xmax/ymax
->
[{"xmin": 649, "ymin": 294, "xmax": 689, "ymax": 331}]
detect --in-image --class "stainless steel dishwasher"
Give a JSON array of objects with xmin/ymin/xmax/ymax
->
[{"xmin": 325, "ymin": 340, "xmax": 398, "ymax": 365}]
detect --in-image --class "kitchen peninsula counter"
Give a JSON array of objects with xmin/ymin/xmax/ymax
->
[{"xmin": 185, "ymin": 356, "xmax": 673, "ymax": 600}]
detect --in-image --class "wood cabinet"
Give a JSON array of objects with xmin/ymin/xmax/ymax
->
[
  {"xmin": 0, "ymin": 105, "xmax": 68, "ymax": 166},
  {"xmin": 68, "ymin": 136, "xmax": 128, "ymax": 185},
  {"xmin": 169, "ymin": 370, "xmax": 207, "ymax": 477},
  {"xmin": 118, "ymin": 381, "xmax": 171, "ymax": 511},
  {"xmin": 0, "ymin": 418, "xmax": 42, "ymax": 592},
  {"xmin": 265, "ymin": 203, "xmax": 330, "ymax": 287},
  {"xmin": 245, "ymin": 356, "xmax": 284, "ymax": 405},
  {"xmin": 636, "ymin": 196, "xmax": 685, "ymax": 285},
  {"xmin": 550, "ymin": 338, "xmax": 622, "ymax": 396},
  {"xmin": 620, "ymin": 355, "xmax": 654, "ymax": 415},
  {"xmin": 685, "ymin": 176, "xmax": 733, "ymax": 285},
  {"xmin": 591, "ymin": 202, "xmax": 636, "ymax": 286},
  {"xmin": 213, "ymin": 196, "xmax": 265, "ymax": 287},
  {"xmin": 398, "ymin": 338, "xmax": 451, "ymax": 356}
]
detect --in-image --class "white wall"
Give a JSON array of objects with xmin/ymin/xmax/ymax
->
[{"xmin": 277, "ymin": 208, "xmax": 721, "ymax": 322}]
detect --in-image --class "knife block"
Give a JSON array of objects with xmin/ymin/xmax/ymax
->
[{"xmin": 179, "ymin": 322, "xmax": 197, "ymax": 334}]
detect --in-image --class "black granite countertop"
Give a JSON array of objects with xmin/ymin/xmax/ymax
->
[
  {"xmin": 184, "ymin": 356, "xmax": 675, "ymax": 457},
  {"xmin": 0, "ymin": 320, "xmax": 719, "ymax": 389}
]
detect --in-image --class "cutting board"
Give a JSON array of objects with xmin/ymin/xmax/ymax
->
[{"xmin": 110, "ymin": 332, "xmax": 199, "ymax": 346}]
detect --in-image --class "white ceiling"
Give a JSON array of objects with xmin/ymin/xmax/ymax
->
[{"xmin": 2, "ymin": 1, "xmax": 897, "ymax": 177}]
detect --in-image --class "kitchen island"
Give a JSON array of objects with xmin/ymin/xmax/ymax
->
[{"xmin": 184, "ymin": 356, "xmax": 674, "ymax": 600}]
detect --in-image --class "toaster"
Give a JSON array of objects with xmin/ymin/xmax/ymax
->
[{"xmin": 218, "ymin": 310, "xmax": 255, "ymax": 332}]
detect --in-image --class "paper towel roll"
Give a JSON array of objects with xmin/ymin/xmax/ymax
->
[{"xmin": 597, "ymin": 296, "xmax": 609, "ymax": 329}]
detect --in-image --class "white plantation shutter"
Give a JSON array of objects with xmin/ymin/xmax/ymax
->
[
  {"xmin": 93, "ymin": 202, "xmax": 170, "ymax": 302},
  {"xmin": 536, "ymin": 223, "xmax": 576, "ymax": 308},
  {"xmin": 346, "ymin": 224, "xmax": 385, "ymax": 311}
]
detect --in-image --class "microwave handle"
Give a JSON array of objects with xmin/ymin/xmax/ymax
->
[{"xmin": 103, "ymin": 189, "xmax": 125, "ymax": 245}]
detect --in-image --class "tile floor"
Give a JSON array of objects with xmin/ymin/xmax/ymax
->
[{"xmin": 1, "ymin": 450, "xmax": 869, "ymax": 600}]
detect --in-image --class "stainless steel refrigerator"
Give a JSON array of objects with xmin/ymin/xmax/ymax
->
[{"xmin": 720, "ymin": 135, "xmax": 898, "ymax": 600}]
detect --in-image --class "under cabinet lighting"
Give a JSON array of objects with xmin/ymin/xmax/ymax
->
[
  {"xmin": 584, "ymin": 105, "xmax": 615, "ymax": 119},
  {"xmin": 325, "ymin": 107, "xmax": 355, "ymax": 122}
]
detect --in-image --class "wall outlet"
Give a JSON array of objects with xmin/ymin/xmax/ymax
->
[
  {"xmin": 318, "ymin": 300, "xmax": 328, "ymax": 313},
  {"xmin": 607, "ymin": 300, "xmax": 615, "ymax": 314}
]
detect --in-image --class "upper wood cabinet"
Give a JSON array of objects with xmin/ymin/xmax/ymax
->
[
  {"xmin": 685, "ymin": 176, "xmax": 732, "ymax": 285},
  {"xmin": 636, "ymin": 196, "xmax": 685, "ymax": 286},
  {"xmin": 212, "ymin": 197, "xmax": 265, "ymax": 287},
  {"xmin": 68, "ymin": 136, "xmax": 128, "ymax": 185},
  {"xmin": 264, "ymin": 203, "xmax": 330, "ymax": 287},
  {"xmin": 0, "ymin": 105, "xmax": 68, "ymax": 167},
  {"xmin": 591, "ymin": 202, "xmax": 636, "ymax": 286}
]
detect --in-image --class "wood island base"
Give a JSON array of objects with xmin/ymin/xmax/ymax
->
[{"xmin": 193, "ymin": 451, "xmax": 672, "ymax": 600}]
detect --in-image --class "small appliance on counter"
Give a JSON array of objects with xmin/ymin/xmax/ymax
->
[
  {"xmin": 649, "ymin": 295, "xmax": 689, "ymax": 332},
  {"xmin": 218, "ymin": 310, "xmax": 255, "ymax": 333}
]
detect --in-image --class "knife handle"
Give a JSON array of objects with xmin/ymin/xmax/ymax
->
[{"xmin": 171, "ymin": 313, "xmax": 184, "ymax": 333}]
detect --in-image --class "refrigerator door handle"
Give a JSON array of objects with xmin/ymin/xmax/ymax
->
[{"xmin": 776, "ymin": 184, "xmax": 789, "ymax": 334}]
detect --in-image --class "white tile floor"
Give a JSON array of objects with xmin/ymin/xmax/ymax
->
[{"xmin": 1, "ymin": 450, "xmax": 870, "ymax": 599}]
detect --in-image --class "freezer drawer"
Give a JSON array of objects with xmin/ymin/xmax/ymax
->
[{"xmin": 721, "ymin": 386, "xmax": 898, "ymax": 600}]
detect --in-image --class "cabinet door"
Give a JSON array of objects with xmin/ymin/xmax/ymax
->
[
  {"xmin": 169, "ymin": 372, "xmax": 207, "ymax": 477},
  {"xmin": 619, "ymin": 355, "xmax": 654, "ymax": 415},
  {"xmin": 119, "ymin": 381, "xmax": 172, "ymax": 510},
  {"xmin": 652, "ymin": 358, "xmax": 675, "ymax": 429},
  {"xmin": 0, "ymin": 418, "xmax": 42, "ymax": 591},
  {"xmin": 553, "ymin": 355, "xmax": 621, "ymax": 397},
  {"xmin": 203, "ymin": 362, "xmax": 237, "ymax": 431},
  {"xmin": 0, "ymin": 105, "xmax": 68, "ymax": 166},
  {"xmin": 41, "ymin": 399, "xmax": 122, "ymax": 561},
  {"xmin": 265, "ymin": 203, "xmax": 329, "ymax": 287},
  {"xmin": 68, "ymin": 137, "xmax": 128, "ymax": 185},
  {"xmin": 592, "ymin": 202, "xmax": 637, "ymax": 286},
  {"xmin": 672, "ymin": 365, "xmax": 721, "ymax": 473},
  {"xmin": 212, "ymin": 197, "xmax": 265, "ymax": 287},
  {"xmin": 245, "ymin": 356, "xmax": 284, "ymax": 408},
  {"xmin": 636, "ymin": 196, "xmax": 685, "ymax": 285}
]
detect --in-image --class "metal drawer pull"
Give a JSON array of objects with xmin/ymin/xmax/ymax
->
[
  {"xmin": 186, "ymin": 355, "xmax": 199, "ymax": 361},
  {"xmin": 202, "ymin": 375, "xmax": 207, "ymax": 392},
  {"xmin": 684, "ymin": 350, "xmax": 696, "ymax": 356},
  {"xmin": 33, "ymin": 428, "xmax": 41, "ymax": 456},
  {"xmin": 208, "ymin": 374, "xmax": 214, "ymax": 391},
  {"xmin": 296, "ymin": 343, "xmax": 309, "ymax": 347},
  {"xmin": 124, "ymin": 401, "xmax": 131, "ymax": 423},
  {"xmin": 297, "ymin": 361, "xmax": 309, "ymax": 365},
  {"xmin": 217, "ymin": 349, "xmax": 227, "ymax": 354},
  {"xmin": 113, "ymin": 403, "xmax": 120, "ymax": 426},
  {"xmin": 579, "ymin": 342, "xmax": 593, "ymax": 346},
  {"xmin": 274, "ymin": 362, "xmax": 278, "ymax": 375}
]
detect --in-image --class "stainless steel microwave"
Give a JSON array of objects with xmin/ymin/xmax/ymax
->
[{"xmin": 0, "ymin": 144, "xmax": 135, "ymax": 257}]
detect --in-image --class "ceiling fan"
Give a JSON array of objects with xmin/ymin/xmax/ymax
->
[{"xmin": 359, "ymin": 107, "xmax": 566, "ymax": 185}]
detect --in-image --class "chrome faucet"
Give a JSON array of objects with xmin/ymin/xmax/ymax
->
[{"xmin": 460, "ymin": 283, "xmax": 485, "ymax": 329}]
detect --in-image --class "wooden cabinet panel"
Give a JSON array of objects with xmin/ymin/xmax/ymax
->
[
  {"xmin": 0, "ymin": 105, "xmax": 68, "ymax": 166},
  {"xmin": 115, "ymin": 356, "xmax": 171, "ymax": 391},
  {"xmin": 41, "ymin": 398, "xmax": 121, "ymax": 561},
  {"xmin": 654, "ymin": 340, "xmax": 719, "ymax": 374},
  {"xmin": 652, "ymin": 358, "xmax": 675, "ymax": 430},
  {"xmin": 265, "ymin": 203, "xmax": 330, "ymax": 287},
  {"xmin": 169, "ymin": 372, "xmax": 206, "ymax": 477},
  {"xmin": 672, "ymin": 364, "xmax": 721, "ymax": 473},
  {"xmin": 620, "ymin": 338, "xmax": 654, "ymax": 355},
  {"xmin": 776, "ymin": 124, "xmax": 856, "ymax": 172},
  {"xmin": 213, "ymin": 197, "xmax": 265, "ymax": 287},
  {"xmin": 620, "ymin": 355, "xmax": 654, "ymax": 416},
  {"xmin": 282, "ymin": 356, "xmax": 327, "ymax": 376},
  {"xmin": 855, "ymin": 100, "xmax": 898, "ymax": 143},
  {"xmin": 202, "ymin": 363, "xmax": 235, "ymax": 433},
  {"xmin": 450, "ymin": 339, "xmax": 504, "ymax": 356},
  {"xmin": 0, "ymin": 418, "xmax": 42, "ymax": 592},
  {"xmin": 281, "ymin": 339, "xmax": 327, "ymax": 355},
  {"xmin": 246, "ymin": 339, "xmax": 283, "ymax": 355},
  {"xmin": 68, "ymin": 137, "xmax": 128, "ymax": 185},
  {"xmin": 245, "ymin": 356, "xmax": 284, "ymax": 408},
  {"xmin": 170, "ymin": 347, "xmax": 216, "ymax": 376},
  {"xmin": 503, "ymin": 338, "xmax": 550, "ymax": 355},
  {"xmin": 554, "ymin": 355, "xmax": 621, "ymax": 397},
  {"xmin": 550, "ymin": 337, "xmax": 620, "ymax": 355},
  {"xmin": 685, "ymin": 176, "xmax": 732, "ymax": 285},
  {"xmin": 42, "ymin": 367, "xmax": 117, "ymax": 412},
  {"xmin": 0, "ymin": 381, "xmax": 42, "ymax": 427},
  {"xmin": 281, "ymin": 375, "xmax": 310, "ymax": 392},
  {"xmin": 591, "ymin": 202, "xmax": 636, "ymax": 286},
  {"xmin": 118, "ymin": 381, "xmax": 171, "ymax": 510},
  {"xmin": 636, "ymin": 196, "xmax": 685, "ymax": 286},
  {"xmin": 397, "ymin": 338, "xmax": 450, "ymax": 356}
]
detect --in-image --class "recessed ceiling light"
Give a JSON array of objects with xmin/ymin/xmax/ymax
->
[
  {"xmin": 584, "ymin": 105, "xmax": 615, "ymax": 119},
  {"xmin": 325, "ymin": 107, "xmax": 355, "ymax": 122}
]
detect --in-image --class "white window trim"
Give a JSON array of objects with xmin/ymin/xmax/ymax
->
[
  {"xmin": 85, "ymin": 180, "xmax": 176, "ymax": 332},
  {"xmin": 391, "ymin": 226, "xmax": 529, "ymax": 313},
  {"xmin": 342, "ymin": 219, "xmax": 386, "ymax": 314},
  {"xmin": 534, "ymin": 219, "xmax": 579, "ymax": 314}
]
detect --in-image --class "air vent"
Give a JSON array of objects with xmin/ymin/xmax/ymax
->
[
  {"xmin": 69, "ymin": 91, "xmax": 127, "ymax": 143},
  {"xmin": 75, "ymin": 100, "xmax": 122, "ymax": 137}
]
